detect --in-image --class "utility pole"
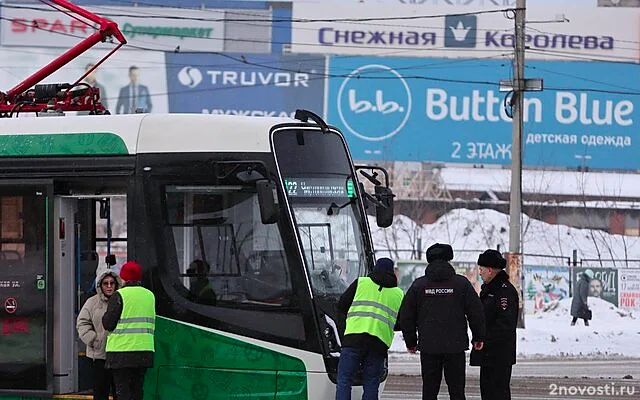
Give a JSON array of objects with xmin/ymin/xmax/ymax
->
[
  {"xmin": 499, "ymin": 0, "xmax": 543, "ymax": 330},
  {"xmin": 508, "ymin": 0, "xmax": 526, "ymax": 329}
]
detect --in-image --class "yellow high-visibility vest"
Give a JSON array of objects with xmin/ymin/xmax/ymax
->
[
  {"xmin": 106, "ymin": 286, "xmax": 155, "ymax": 352},
  {"xmin": 344, "ymin": 277, "xmax": 404, "ymax": 347}
]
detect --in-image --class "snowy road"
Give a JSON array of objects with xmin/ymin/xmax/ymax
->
[
  {"xmin": 382, "ymin": 375, "xmax": 638, "ymax": 399},
  {"xmin": 388, "ymin": 355, "xmax": 640, "ymax": 378},
  {"xmin": 383, "ymin": 358, "xmax": 640, "ymax": 399}
]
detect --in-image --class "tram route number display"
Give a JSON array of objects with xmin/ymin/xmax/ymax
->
[{"xmin": 285, "ymin": 177, "xmax": 356, "ymax": 198}]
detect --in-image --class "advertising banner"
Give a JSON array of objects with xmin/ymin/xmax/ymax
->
[
  {"xmin": 452, "ymin": 261, "xmax": 481, "ymax": 293},
  {"xmin": 165, "ymin": 53, "xmax": 326, "ymax": 117},
  {"xmin": 618, "ymin": 269, "xmax": 640, "ymax": 313},
  {"xmin": 573, "ymin": 267, "xmax": 618, "ymax": 306},
  {"xmin": 524, "ymin": 266, "xmax": 570, "ymax": 314},
  {"xmin": 0, "ymin": 47, "xmax": 169, "ymax": 114},
  {"xmin": 292, "ymin": 4, "xmax": 640, "ymax": 61},
  {"xmin": 326, "ymin": 57, "xmax": 639, "ymax": 170},
  {"xmin": 0, "ymin": 4, "xmax": 225, "ymax": 52},
  {"xmin": 365, "ymin": 0, "xmax": 593, "ymax": 5}
]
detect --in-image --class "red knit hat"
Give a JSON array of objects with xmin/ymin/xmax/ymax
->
[{"xmin": 119, "ymin": 261, "xmax": 143, "ymax": 282}]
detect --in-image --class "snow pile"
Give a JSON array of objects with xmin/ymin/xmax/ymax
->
[
  {"xmin": 389, "ymin": 297, "xmax": 640, "ymax": 357},
  {"xmin": 374, "ymin": 207, "xmax": 640, "ymax": 356},
  {"xmin": 370, "ymin": 208, "xmax": 640, "ymax": 267},
  {"xmin": 518, "ymin": 297, "xmax": 640, "ymax": 357}
]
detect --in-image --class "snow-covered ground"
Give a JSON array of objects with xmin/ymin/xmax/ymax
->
[
  {"xmin": 370, "ymin": 208, "xmax": 640, "ymax": 267},
  {"xmin": 372, "ymin": 207, "xmax": 640, "ymax": 357},
  {"xmin": 390, "ymin": 297, "xmax": 640, "ymax": 358}
]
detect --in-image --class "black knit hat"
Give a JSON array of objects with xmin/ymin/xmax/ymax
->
[
  {"xmin": 374, "ymin": 257, "xmax": 395, "ymax": 274},
  {"xmin": 477, "ymin": 249, "xmax": 507, "ymax": 269},
  {"xmin": 426, "ymin": 243, "xmax": 454, "ymax": 263}
]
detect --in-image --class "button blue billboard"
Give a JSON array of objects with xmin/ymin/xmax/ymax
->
[
  {"xmin": 327, "ymin": 57, "xmax": 640, "ymax": 170},
  {"xmin": 165, "ymin": 53, "xmax": 325, "ymax": 117}
]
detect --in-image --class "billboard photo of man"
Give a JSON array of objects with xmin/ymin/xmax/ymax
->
[{"xmin": 116, "ymin": 65, "xmax": 152, "ymax": 114}]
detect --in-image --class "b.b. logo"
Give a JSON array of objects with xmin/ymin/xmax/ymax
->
[{"xmin": 337, "ymin": 64, "xmax": 412, "ymax": 142}]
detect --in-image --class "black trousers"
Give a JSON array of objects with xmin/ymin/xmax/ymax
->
[
  {"xmin": 571, "ymin": 317, "xmax": 589, "ymax": 325},
  {"xmin": 480, "ymin": 365, "xmax": 513, "ymax": 400},
  {"xmin": 420, "ymin": 352, "xmax": 466, "ymax": 400},
  {"xmin": 112, "ymin": 368, "xmax": 147, "ymax": 400},
  {"xmin": 92, "ymin": 359, "xmax": 117, "ymax": 400}
]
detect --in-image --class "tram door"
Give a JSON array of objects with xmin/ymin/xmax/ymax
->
[
  {"xmin": 54, "ymin": 196, "xmax": 110, "ymax": 394},
  {"xmin": 53, "ymin": 197, "xmax": 79, "ymax": 394},
  {"xmin": 0, "ymin": 184, "xmax": 51, "ymax": 395}
]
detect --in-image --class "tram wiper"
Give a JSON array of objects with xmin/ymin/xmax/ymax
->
[{"xmin": 327, "ymin": 199, "xmax": 352, "ymax": 216}]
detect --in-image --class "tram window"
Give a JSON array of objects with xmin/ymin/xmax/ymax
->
[
  {"xmin": 164, "ymin": 185, "xmax": 295, "ymax": 308},
  {"xmin": 95, "ymin": 197, "xmax": 128, "ymax": 266}
]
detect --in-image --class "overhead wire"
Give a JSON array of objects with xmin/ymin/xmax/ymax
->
[
  {"xmin": 2, "ymin": 3, "xmax": 638, "ymax": 62},
  {"xmin": 0, "ymin": 3, "xmax": 521, "ymax": 24},
  {"xmin": 0, "ymin": 4, "xmax": 636, "ymax": 99},
  {"xmin": 526, "ymin": 25, "xmax": 640, "ymax": 46},
  {"xmin": 524, "ymin": 48, "xmax": 640, "ymax": 64},
  {"xmin": 525, "ymin": 65, "xmax": 639, "ymax": 93},
  {"xmin": 3, "ymin": 14, "xmax": 639, "ymax": 67}
]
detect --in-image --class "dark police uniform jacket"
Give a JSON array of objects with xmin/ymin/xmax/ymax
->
[
  {"xmin": 399, "ymin": 260, "xmax": 485, "ymax": 354},
  {"xmin": 470, "ymin": 270, "xmax": 519, "ymax": 366}
]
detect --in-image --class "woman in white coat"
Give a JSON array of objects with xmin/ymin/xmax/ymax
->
[{"xmin": 77, "ymin": 266, "xmax": 122, "ymax": 400}]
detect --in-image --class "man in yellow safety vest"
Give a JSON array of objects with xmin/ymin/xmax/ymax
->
[
  {"xmin": 103, "ymin": 261, "xmax": 155, "ymax": 400},
  {"xmin": 336, "ymin": 258, "xmax": 404, "ymax": 400}
]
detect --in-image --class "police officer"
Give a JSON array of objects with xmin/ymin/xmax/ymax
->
[
  {"xmin": 470, "ymin": 250, "xmax": 519, "ymax": 400},
  {"xmin": 336, "ymin": 257, "xmax": 404, "ymax": 400},
  {"xmin": 103, "ymin": 261, "xmax": 155, "ymax": 400},
  {"xmin": 399, "ymin": 243, "xmax": 485, "ymax": 400}
]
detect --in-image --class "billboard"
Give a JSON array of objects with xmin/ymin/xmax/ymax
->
[
  {"xmin": 0, "ymin": 4, "xmax": 225, "ymax": 52},
  {"xmin": 165, "ymin": 53, "xmax": 326, "ymax": 116},
  {"xmin": 0, "ymin": 47, "xmax": 168, "ymax": 114},
  {"xmin": 618, "ymin": 269, "xmax": 640, "ymax": 313},
  {"xmin": 291, "ymin": 4, "xmax": 640, "ymax": 61},
  {"xmin": 326, "ymin": 57, "xmax": 640, "ymax": 170},
  {"xmin": 573, "ymin": 267, "xmax": 618, "ymax": 306},
  {"xmin": 524, "ymin": 266, "xmax": 570, "ymax": 314},
  {"xmin": 352, "ymin": 0, "xmax": 591, "ymax": 5}
]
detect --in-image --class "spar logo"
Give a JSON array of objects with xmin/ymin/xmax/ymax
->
[
  {"xmin": 337, "ymin": 64, "xmax": 412, "ymax": 141},
  {"xmin": 177, "ymin": 66, "xmax": 203, "ymax": 88}
]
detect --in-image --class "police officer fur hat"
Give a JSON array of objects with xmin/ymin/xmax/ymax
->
[
  {"xmin": 426, "ymin": 243, "xmax": 454, "ymax": 263},
  {"xmin": 477, "ymin": 249, "xmax": 507, "ymax": 269}
]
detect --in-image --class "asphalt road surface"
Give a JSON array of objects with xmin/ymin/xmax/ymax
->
[{"xmin": 382, "ymin": 357, "xmax": 639, "ymax": 399}]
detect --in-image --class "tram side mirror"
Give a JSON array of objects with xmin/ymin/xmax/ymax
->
[
  {"xmin": 375, "ymin": 186, "xmax": 394, "ymax": 228},
  {"xmin": 257, "ymin": 180, "xmax": 280, "ymax": 224}
]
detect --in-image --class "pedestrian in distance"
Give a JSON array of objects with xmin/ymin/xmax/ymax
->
[
  {"xmin": 399, "ymin": 243, "xmax": 485, "ymax": 400},
  {"xmin": 570, "ymin": 269, "xmax": 594, "ymax": 326},
  {"xmin": 103, "ymin": 261, "xmax": 156, "ymax": 400},
  {"xmin": 77, "ymin": 266, "xmax": 122, "ymax": 400},
  {"xmin": 336, "ymin": 257, "xmax": 404, "ymax": 400},
  {"xmin": 470, "ymin": 249, "xmax": 519, "ymax": 400}
]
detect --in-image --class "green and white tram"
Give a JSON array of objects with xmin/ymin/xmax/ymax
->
[{"xmin": 0, "ymin": 111, "xmax": 395, "ymax": 400}]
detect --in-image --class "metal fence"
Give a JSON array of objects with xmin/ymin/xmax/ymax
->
[{"xmin": 374, "ymin": 248, "xmax": 640, "ymax": 268}]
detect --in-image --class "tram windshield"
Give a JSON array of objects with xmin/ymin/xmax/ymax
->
[{"xmin": 273, "ymin": 128, "xmax": 370, "ymax": 298}]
